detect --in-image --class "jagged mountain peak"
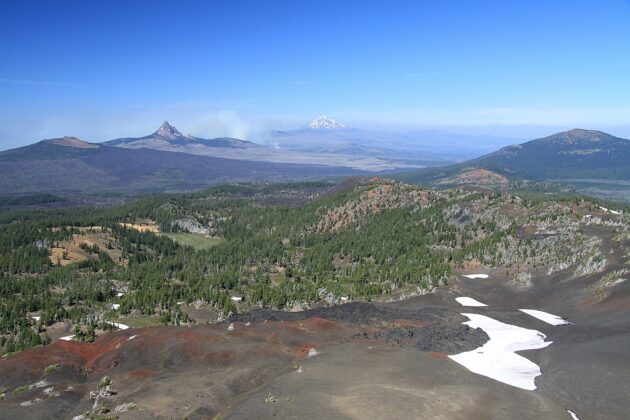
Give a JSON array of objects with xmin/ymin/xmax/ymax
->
[
  {"xmin": 308, "ymin": 115, "xmax": 346, "ymax": 129},
  {"xmin": 154, "ymin": 121, "xmax": 185, "ymax": 140}
]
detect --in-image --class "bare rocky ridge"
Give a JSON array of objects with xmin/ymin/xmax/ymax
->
[{"xmin": 45, "ymin": 137, "xmax": 100, "ymax": 149}]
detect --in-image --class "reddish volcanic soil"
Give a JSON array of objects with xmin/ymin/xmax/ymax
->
[
  {"xmin": 0, "ymin": 303, "xmax": 486, "ymax": 419},
  {"xmin": 2, "ymin": 226, "xmax": 629, "ymax": 419}
]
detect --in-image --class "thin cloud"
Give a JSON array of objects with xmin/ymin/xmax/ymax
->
[{"xmin": 0, "ymin": 78, "xmax": 86, "ymax": 88}]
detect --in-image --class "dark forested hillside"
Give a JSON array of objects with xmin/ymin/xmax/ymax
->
[
  {"xmin": 399, "ymin": 129, "xmax": 630, "ymax": 182},
  {"xmin": 0, "ymin": 137, "xmax": 359, "ymax": 195},
  {"xmin": 397, "ymin": 129, "xmax": 630, "ymax": 201}
]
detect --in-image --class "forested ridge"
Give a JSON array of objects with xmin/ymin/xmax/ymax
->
[{"xmin": 0, "ymin": 179, "xmax": 626, "ymax": 355}]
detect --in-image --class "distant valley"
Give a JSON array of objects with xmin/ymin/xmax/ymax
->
[
  {"xmin": 0, "ymin": 135, "xmax": 359, "ymax": 195},
  {"xmin": 104, "ymin": 120, "xmax": 436, "ymax": 172},
  {"xmin": 0, "ymin": 118, "xmax": 519, "ymax": 198},
  {"xmin": 267, "ymin": 116, "xmax": 521, "ymax": 162}
]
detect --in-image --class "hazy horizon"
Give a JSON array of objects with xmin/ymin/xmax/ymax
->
[{"xmin": 2, "ymin": 0, "xmax": 629, "ymax": 148}]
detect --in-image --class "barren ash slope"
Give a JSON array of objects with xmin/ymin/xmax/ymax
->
[{"xmin": 0, "ymin": 179, "xmax": 629, "ymax": 419}]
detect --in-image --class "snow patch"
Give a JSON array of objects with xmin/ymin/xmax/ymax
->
[
  {"xmin": 307, "ymin": 347, "xmax": 319, "ymax": 357},
  {"xmin": 111, "ymin": 304, "xmax": 120, "ymax": 311},
  {"xmin": 34, "ymin": 380, "xmax": 49, "ymax": 388},
  {"xmin": 598, "ymin": 205, "xmax": 621, "ymax": 215},
  {"xmin": 462, "ymin": 274, "xmax": 489, "ymax": 279},
  {"xmin": 43, "ymin": 386, "xmax": 59, "ymax": 397},
  {"xmin": 519, "ymin": 309, "xmax": 570, "ymax": 326},
  {"xmin": 127, "ymin": 335, "xmax": 138, "ymax": 341},
  {"xmin": 448, "ymin": 313, "xmax": 552, "ymax": 390},
  {"xmin": 567, "ymin": 409, "xmax": 580, "ymax": 419},
  {"xmin": 59, "ymin": 335, "xmax": 74, "ymax": 341},
  {"xmin": 455, "ymin": 297, "xmax": 488, "ymax": 307}
]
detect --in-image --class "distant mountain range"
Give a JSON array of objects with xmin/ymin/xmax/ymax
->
[
  {"xmin": 3, "ymin": 122, "xmax": 630, "ymax": 201},
  {"xmin": 397, "ymin": 129, "xmax": 630, "ymax": 201},
  {"xmin": 268, "ymin": 119, "xmax": 522, "ymax": 162},
  {"xmin": 0, "ymin": 135, "xmax": 359, "ymax": 195},
  {"xmin": 106, "ymin": 119, "xmax": 522, "ymax": 168},
  {"xmin": 106, "ymin": 121, "xmax": 264, "ymax": 151},
  {"xmin": 104, "ymin": 121, "xmax": 426, "ymax": 172}
]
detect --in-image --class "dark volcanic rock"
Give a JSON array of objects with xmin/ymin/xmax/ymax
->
[
  {"xmin": 359, "ymin": 324, "xmax": 488, "ymax": 354},
  {"xmin": 228, "ymin": 302, "xmax": 486, "ymax": 353},
  {"xmin": 228, "ymin": 302, "xmax": 448, "ymax": 324}
]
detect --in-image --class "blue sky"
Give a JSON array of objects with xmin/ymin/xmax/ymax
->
[{"xmin": 1, "ymin": 0, "xmax": 630, "ymax": 148}]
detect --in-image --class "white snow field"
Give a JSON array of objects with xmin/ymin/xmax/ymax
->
[
  {"xmin": 455, "ymin": 297, "xmax": 488, "ymax": 307},
  {"xmin": 519, "ymin": 309, "xmax": 570, "ymax": 326},
  {"xmin": 462, "ymin": 274, "xmax": 489, "ymax": 279},
  {"xmin": 567, "ymin": 409, "xmax": 580, "ymax": 419},
  {"xmin": 449, "ymin": 313, "xmax": 552, "ymax": 390}
]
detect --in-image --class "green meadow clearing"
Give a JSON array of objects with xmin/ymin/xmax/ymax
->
[{"xmin": 163, "ymin": 232, "xmax": 224, "ymax": 250}]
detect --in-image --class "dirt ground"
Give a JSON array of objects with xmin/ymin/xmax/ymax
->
[
  {"xmin": 49, "ymin": 227, "xmax": 123, "ymax": 266},
  {"xmin": 2, "ymin": 225, "xmax": 629, "ymax": 419},
  {"xmin": 118, "ymin": 221, "xmax": 160, "ymax": 233}
]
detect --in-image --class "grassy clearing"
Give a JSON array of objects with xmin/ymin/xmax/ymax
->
[{"xmin": 163, "ymin": 233, "xmax": 224, "ymax": 250}]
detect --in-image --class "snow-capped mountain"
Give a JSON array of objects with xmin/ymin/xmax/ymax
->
[{"xmin": 308, "ymin": 115, "xmax": 346, "ymax": 129}]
